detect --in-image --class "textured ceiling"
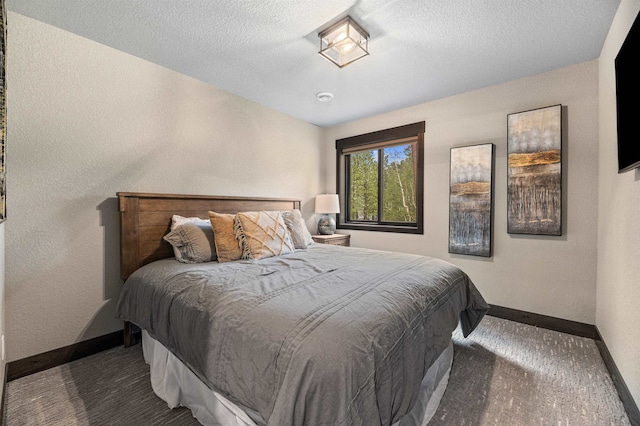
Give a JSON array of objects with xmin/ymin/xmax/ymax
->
[{"xmin": 7, "ymin": 0, "xmax": 620, "ymax": 127}]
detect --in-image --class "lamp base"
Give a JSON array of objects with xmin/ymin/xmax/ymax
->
[{"xmin": 317, "ymin": 215, "xmax": 336, "ymax": 235}]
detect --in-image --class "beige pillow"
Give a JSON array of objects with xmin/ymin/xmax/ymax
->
[
  {"xmin": 282, "ymin": 209, "xmax": 313, "ymax": 249},
  {"xmin": 163, "ymin": 221, "xmax": 216, "ymax": 263},
  {"xmin": 166, "ymin": 215, "xmax": 215, "ymax": 263},
  {"xmin": 235, "ymin": 211, "xmax": 295, "ymax": 260},
  {"xmin": 208, "ymin": 211, "xmax": 244, "ymax": 263}
]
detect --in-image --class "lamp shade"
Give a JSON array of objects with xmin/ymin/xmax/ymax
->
[{"xmin": 315, "ymin": 194, "xmax": 340, "ymax": 214}]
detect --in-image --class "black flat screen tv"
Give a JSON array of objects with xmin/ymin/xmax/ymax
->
[{"xmin": 615, "ymin": 10, "xmax": 640, "ymax": 173}]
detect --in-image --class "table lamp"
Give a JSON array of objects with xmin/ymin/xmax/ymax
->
[{"xmin": 315, "ymin": 194, "xmax": 340, "ymax": 235}]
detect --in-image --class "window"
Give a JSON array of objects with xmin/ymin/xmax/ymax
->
[{"xmin": 336, "ymin": 122, "xmax": 424, "ymax": 234}]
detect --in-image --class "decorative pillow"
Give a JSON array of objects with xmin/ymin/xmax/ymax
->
[
  {"xmin": 208, "ymin": 211, "xmax": 244, "ymax": 263},
  {"xmin": 282, "ymin": 209, "xmax": 313, "ymax": 249},
  {"xmin": 163, "ymin": 221, "xmax": 216, "ymax": 263},
  {"xmin": 166, "ymin": 215, "xmax": 215, "ymax": 263},
  {"xmin": 234, "ymin": 211, "xmax": 295, "ymax": 260}
]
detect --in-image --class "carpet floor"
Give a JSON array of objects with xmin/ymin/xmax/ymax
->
[{"xmin": 3, "ymin": 316, "xmax": 631, "ymax": 425}]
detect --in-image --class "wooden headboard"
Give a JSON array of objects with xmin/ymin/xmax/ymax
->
[{"xmin": 117, "ymin": 192, "xmax": 301, "ymax": 280}]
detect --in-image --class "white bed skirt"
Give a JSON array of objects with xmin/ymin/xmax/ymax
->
[{"xmin": 142, "ymin": 330, "xmax": 453, "ymax": 426}]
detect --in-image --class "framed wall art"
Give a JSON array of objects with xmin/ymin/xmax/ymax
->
[
  {"xmin": 449, "ymin": 143, "xmax": 494, "ymax": 257},
  {"xmin": 507, "ymin": 104, "xmax": 562, "ymax": 235}
]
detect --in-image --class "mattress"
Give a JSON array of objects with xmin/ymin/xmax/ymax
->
[{"xmin": 117, "ymin": 244, "xmax": 488, "ymax": 425}]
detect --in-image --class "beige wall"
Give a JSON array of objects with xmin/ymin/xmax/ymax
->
[
  {"xmin": 5, "ymin": 13, "xmax": 325, "ymax": 361},
  {"xmin": 597, "ymin": 0, "xmax": 640, "ymax": 407},
  {"xmin": 325, "ymin": 61, "xmax": 600, "ymax": 325},
  {"xmin": 0, "ymin": 222, "xmax": 5, "ymax": 399}
]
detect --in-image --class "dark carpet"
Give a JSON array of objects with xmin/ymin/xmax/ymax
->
[{"xmin": 4, "ymin": 316, "xmax": 630, "ymax": 425}]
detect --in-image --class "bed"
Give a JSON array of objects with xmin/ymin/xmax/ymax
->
[{"xmin": 115, "ymin": 192, "xmax": 489, "ymax": 426}]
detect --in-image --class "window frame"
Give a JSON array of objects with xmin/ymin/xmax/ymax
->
[{"xmin": 336, "ymin": 121, "xmax": 425, "ymax": 234}]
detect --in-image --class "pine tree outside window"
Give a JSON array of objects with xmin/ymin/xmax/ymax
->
[{"xmin": 336, "ymin": 122, "xmax": 424, "ymax": 234}]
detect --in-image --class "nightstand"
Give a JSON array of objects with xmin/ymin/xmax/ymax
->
[{"xmin": 312, "ymin": 234, "xmax": 350, "ymax": 247}]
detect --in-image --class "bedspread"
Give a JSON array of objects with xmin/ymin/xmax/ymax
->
[{"xmin": 116, "ymin": 244, "xmax": 488, "ymax": 426}]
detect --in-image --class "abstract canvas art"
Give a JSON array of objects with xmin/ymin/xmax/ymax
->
[
  {"xmin": 507, "ymin": 104, "xmax": 562, "ymax": 235},
  {"xmin": 449, "ymin": 143, "xmax": 494, "ymax": 257}
]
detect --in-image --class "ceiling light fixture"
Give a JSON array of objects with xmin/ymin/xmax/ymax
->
[{"xmin": 318, "ymin": 16, "xmax": 369, "ymax": 68}]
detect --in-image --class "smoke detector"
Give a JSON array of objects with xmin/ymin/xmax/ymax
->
[{"xmin": 316, "ymin": 92, "xmax": 334, "ymax": 102}]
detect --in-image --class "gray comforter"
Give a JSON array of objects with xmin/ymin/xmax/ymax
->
[{"xmin": 116, "ymin": 244, "xmax": 488, "ymax": 426}]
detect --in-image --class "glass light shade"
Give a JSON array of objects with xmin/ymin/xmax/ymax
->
[
  {"xmin": 315, "ymin": 194, "xmax": 340, "ymax": 214},
  {"xmin": 318, "ymin": 16, "xmax": 369, "ymax": 68}
]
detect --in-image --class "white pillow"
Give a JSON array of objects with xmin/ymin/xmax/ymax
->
[{"xmin": 282, "ymin": 209, "xmax": 313, "ymax": 249}]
